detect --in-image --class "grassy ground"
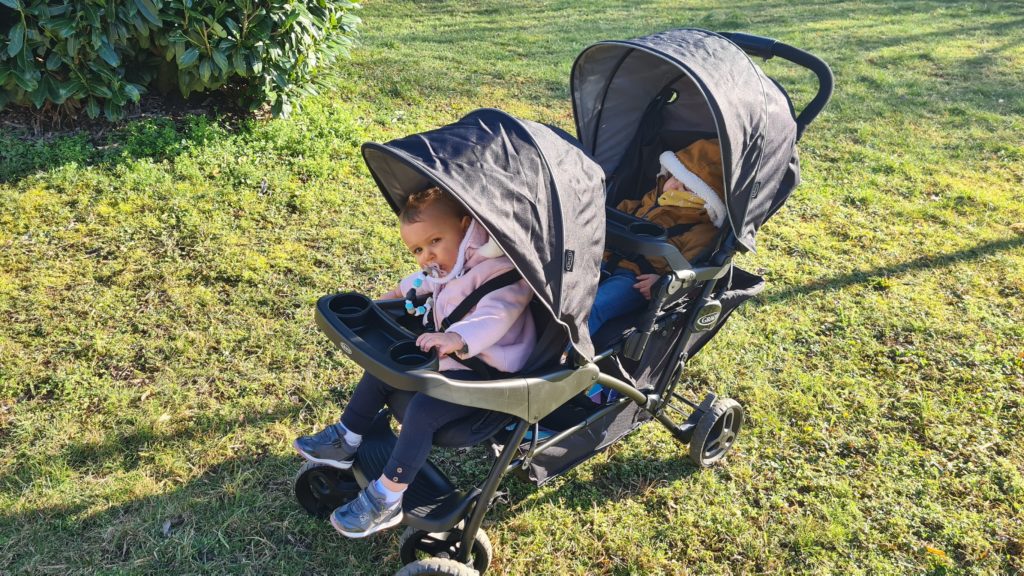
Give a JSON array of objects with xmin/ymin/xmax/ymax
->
[{"xmin": 2, "ymin": 0, "xmax": 1023, "ymax": 574}]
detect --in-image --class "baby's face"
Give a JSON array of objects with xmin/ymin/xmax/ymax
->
[
  {"xmin": 400, "ymin": 204, "xmax": 470, "ymax": 276},
  {"xmin": 663, "ymin": 176, "xmax": 685, "ymax": 192}
]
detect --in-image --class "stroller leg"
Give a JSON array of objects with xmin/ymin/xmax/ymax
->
[{"xmin": 456, "ymin": 420, "xmax": 529, "ymax": 564}]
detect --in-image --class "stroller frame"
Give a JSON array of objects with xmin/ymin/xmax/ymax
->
[{"xmin": 294, "ymin": 30, "xmax": 833, "ymax": 576}]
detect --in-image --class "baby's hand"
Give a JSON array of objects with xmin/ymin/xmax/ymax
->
[
  {"xmin": 416, "ymin": 332, "xmax": 466, "ymax": 356},
  {"xmin": 381, "ymin": 285, "xmax": 402, "ymax": 299},
  {"xmin": 633, "ymin": 274, "xmax": 661, "ymax": 300}
]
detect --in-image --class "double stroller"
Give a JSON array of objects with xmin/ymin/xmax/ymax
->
[{"xmin": 293, "ymin": 29, "xmax": 833, "ymax": 575}]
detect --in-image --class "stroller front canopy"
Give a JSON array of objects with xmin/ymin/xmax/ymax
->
[{"xmin": 362, "ymin": 109, "xmax": 607, "ymax": 359}]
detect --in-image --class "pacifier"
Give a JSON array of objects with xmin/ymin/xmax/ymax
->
[{"xmin": 424, "ymin": 263, "xmax": 443, "ymax": 278}]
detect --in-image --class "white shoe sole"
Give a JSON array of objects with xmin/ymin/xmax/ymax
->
[
  {"xmin": 330, "ymin": 509, "xmax": 404, "ymax": 538},
  {"xmin": 293, "ymin": 440, "xmax": 354, "ymax": 470}
]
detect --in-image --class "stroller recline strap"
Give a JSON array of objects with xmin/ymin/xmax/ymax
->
[{"xmin": 439, "ymin": 269, "xmax": 522, "ymax": 331}]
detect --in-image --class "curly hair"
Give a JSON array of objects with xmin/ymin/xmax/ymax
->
[{"xmin": 399, "ymin": 186, "xmax": 468, "ymax": 224}]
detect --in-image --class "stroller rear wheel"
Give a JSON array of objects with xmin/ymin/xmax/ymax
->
[
  {"xmin": 293, "ymin": 461, "xmax": 361, "ymax": 518},
  {"xmin": 394, "ymin": 557, "xmax": 480, "ymax": 576},
  {"xmin": 399, "ymin": 522, "xmax": 492, "ymax": 574},
  {"xmin": 689, "ymin": 398, "xmax": 743, "ymax": 467}
]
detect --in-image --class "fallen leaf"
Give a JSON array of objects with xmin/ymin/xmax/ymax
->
[{"xmin": 925, "ymin": 545, "xmax": 947, "ymax": 558}]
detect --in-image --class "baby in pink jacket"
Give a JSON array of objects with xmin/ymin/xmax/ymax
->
[{"xmin": 294, "ymin": 186, "xmax": 535, "ymax": 538}]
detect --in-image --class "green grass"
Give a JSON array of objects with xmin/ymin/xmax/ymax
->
[{"xmin": 2, "ymin": 0, "xmax": 1023, "ymax": 574}]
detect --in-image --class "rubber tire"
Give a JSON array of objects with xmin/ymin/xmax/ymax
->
[
  {"xmin": 393, "ymin": 558, "xmax": 480, "ymax": 576},
  {"xmin": 399, "ymin": 523, "xmax": 492, "ymax": 574},
  {"xmin": 293, "ymin": 461, "xmax": 361, "ymax": 518},
  {"xmin": 688, "ymin": 398, "xmax": 743, "ymax": 467}
]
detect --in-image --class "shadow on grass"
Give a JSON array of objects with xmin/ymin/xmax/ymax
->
[
  {"xmin": 0, "ymin": 397, "xmax": 405, "ymax": 574},
  {"xmin": 0, "ymin": 453, "xmax": 405, "ymax": 575},
  {"xmin": 2, "ymin": 398, "xmax": 708, "ymax": 574},
  {"xmin": 760, "ymin": 235, "xmax": 1024, "ymax": 305}
]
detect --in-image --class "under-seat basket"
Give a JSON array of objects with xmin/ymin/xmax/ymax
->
[{"xmin": 512, "ymin": 398, "xmax": 652, "ymax": 486}]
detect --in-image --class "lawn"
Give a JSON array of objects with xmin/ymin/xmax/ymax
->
[{"xmin": 2, "ymin": 0, "xmax": 1023, "ymax": 574}]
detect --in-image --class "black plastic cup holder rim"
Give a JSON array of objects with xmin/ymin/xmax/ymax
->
[
  {"xmin": 329, "ymin": 293, "xmax": 373, "ymax": 318},
  {"xmin": 389, "ymin": 340, "xmax": 433, "ymax": 367},
  {"xmin": 628, "ymin": 222, "xmax": 666, "ymax": 238}
]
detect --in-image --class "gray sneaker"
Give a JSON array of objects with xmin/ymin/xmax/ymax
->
[
  {"xmin": 330, "ymin": 483, "xmax": 403, "ymax": 538},
  {"xmin": 293, "ymin": 423, "xmax": 358, "ymax": 469}
]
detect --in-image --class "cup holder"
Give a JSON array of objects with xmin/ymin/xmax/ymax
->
[
  {"xmin": 329, "ymin": 293, "xmax": 372, "ymax": 319},
  {"xmin": 389, "ymin": 340, "xmax": 433, "ymax": 368},
  {"xmin": 629, "ymin": 222, "xmax": 666, "ymax": 238}
]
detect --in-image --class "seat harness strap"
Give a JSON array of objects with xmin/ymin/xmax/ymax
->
[
  {"xmin": 439, "ymin": 269, "xmax": 522, "ymax": 331},
  {"xmin": 435, "ymin": 269, "xmax": 522, "ymax": 379}
]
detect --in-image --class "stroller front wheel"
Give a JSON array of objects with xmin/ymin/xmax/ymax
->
[
  {"xmin": 293, "ymin": 461, "xmax": 361, "ymax": 518},
  {"xmin": 399, "ymin": 522, "xmax": 492, "ymax": 574},
  {"xmin": 394, "ymin": 557, "xmax": 480, "ymax": 576},
  {"xmin": 689, "ymin": 398, "xmax": 744, "ymax": 467}
]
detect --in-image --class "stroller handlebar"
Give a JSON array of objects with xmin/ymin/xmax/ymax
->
[{"xmin": 718, "ymin": 31, "xmax": 834, "ymax": 141}]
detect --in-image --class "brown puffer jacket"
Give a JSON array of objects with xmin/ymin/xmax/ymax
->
[{"xmin": 610, "ymin": 138, "xmax": 726, "ymax": 274}]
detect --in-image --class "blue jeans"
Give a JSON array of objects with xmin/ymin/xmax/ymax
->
[{"xmin": 588, "ymin": 267, "xmax": 649, "ymax": 335}]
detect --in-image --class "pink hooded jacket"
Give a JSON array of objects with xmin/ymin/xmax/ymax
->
[{"xmin": 398, "ymin": 222, "xmax": 536, "ymax": 373}]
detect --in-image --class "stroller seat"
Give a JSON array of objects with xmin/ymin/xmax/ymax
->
[{"xmin": 387, "ymin": 393, "xmax": 515, "ymax": 448}]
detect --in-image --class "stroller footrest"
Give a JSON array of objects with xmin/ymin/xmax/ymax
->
[{"xmin": 353, "ymin": 412, "xmax": 479, "ymax": 533}]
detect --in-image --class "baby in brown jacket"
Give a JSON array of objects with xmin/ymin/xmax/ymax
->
[{"xmin": 588, "ymin": 138, "xmax": 727, "ymax": 335}]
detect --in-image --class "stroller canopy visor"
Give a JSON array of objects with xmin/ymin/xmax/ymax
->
[
  {"xmin": 362, "ymin": 109, "xmax": 606, "ymax": 359},
  {"xmin": 572, "ymin": 28, "xmax": 799, "ymax": 252}
]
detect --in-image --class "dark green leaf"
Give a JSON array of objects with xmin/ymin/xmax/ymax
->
[
  {"xmin": 85, "ymin": 97, "xmax": 100, "ymax": 118},
  {"xmin": 46, "ymin": 18, "xmax": 76, "ymax": 39},
  {"xmin": 98, "ymin": 40, "xmax": 120, "ymax": 67},
  {"xmin": 7, "ymin": 23, "xmax": 25, "ymax": 58},
  {"xmin": 90, "ymin": 84, "xmax": 112, "ymax": 98},
  {"xmin": 45, "ymin": 52, "xmax": 62, "ymax": 70},
  {"xmin": 0, "ymin": 0, "xmax": 20, "ymax": 9},
  {"xmin": 178, "ymin": 47, "xmax": 199, "ymax": 67},
  {"xmin": 198, "ymin": 58, "xmax": 212, "ymax": 83},
  {"xmin": 211, "ymin": 48, "xmax": 228, "ymax": 74},
  {"xmin": 132, "ymin": 14, "xmax": 149, "ymax": 36},
  {"xmin": 124, "ymin": 83, "xmax": 141, "ymax": 102},
  {"xmin": 28, "ymin": 85, "xmax": 48, "ymax": 108},
  {"xmin": 134, "ymin": 0, "xmax": 161, "ymax": 26},
  {"xmin": 13, "ymin": 71, "xmax": 36, "ymax": 91},
  {"xmin": 65, "ymin": 79, "xmax": 85, "ymax": 98},
  {"xmin": 44, "ymin": 76, "xmax": 67, "ymax": 104},
  {"xmin": 232, "ymin": 50, "xmax": 246, "ymax": 76},
  {"xmin": 103, "ymin": 99, "xmax": 121, "ymax": 121}
]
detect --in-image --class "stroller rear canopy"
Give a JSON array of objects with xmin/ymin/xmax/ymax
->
[
  {"xmin": 362, "ymin": 109, "xmax": 606, "ymax": 360},
  {"xmin": 572, "ymin": 28, "xmax": 800, "ymax": 252}
]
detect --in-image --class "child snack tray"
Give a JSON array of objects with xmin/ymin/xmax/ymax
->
[
  {"xmin": 315, "ymin": 293, "xmax": 441, "ymax": 383},
  {"xmin": 314, "ymin": 291, "xmax": 602, "ymax": 424}
]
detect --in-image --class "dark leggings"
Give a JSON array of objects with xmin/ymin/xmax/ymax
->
[{"xmin": 340, "ymin": 370, "xmax": 484, "ymax": 485}]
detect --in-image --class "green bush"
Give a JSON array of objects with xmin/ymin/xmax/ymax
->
[{"xmin": 0, "ymin": 0, "xmax": 359, "ymax": 120}]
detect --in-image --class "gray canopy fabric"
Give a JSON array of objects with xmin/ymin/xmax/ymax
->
[
  {"xmin": 571, "ymin": 28, "xmax": 800, "ymax": 252},
  {"xmin": 362, "ymin": 108, "xmax": 606, "ymax": 360}
]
